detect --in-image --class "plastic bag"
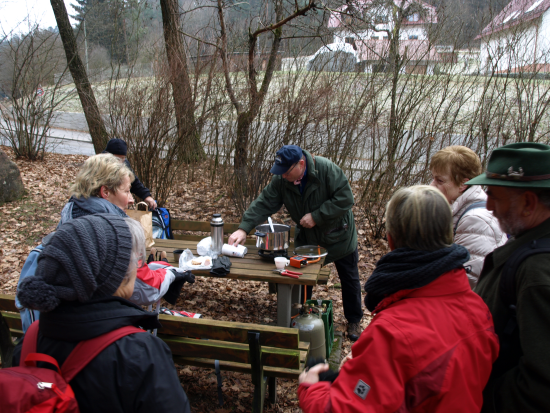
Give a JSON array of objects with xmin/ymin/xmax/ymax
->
[
  {"xmin": 197, "ymin": 237, "xmax": 212, "ymax": 256},
  {"xmin": 179, "ymin": 248, "xmax": 213, "ymax": 270}
]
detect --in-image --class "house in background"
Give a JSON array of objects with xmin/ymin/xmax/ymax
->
[
  {"xmin": 321, "ymin": 0, "xmax": 439, "ymax": 74},
  {"xmin": 477, "ymin": 0, "xmax": 550, "ymax": 73},
  {"xmin": 434, "ymin": 46, "xmax": 481, "ymax": 75}
]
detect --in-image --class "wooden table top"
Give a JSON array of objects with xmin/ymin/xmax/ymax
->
[{"xmin": 149, "ymin": 239, "xmax": 323, "ymax": 286}]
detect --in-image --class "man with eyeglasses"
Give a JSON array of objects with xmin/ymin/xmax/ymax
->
[{"xmin": 228, "ymin": 145, "xmax": 363, "ymax": 340}]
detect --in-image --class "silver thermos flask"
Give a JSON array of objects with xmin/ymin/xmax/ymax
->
[{"xmin": 211, "ymin": 214, "xmax": 224, "ymax": 257}]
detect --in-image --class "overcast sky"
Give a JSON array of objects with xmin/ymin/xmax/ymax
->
[{"xmin": 1, "ymin": 0, "xmax": 77, "ymax": 37}]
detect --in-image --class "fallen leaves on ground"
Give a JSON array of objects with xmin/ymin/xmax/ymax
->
[{"xmin": 0, "ymin": 146, "xmax": 388, "ymax": 412}]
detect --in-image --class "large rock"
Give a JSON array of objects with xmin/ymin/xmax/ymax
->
[{"xmin": 0, "ymin": 149, "xmax": 25, "ymax": 205}]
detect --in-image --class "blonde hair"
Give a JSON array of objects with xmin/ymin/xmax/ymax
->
[
  {"xmin": 70, "ymin": 154, "xmax": 135, "ymax": 198},
  {"xmin": 386, "ymin": 185, "xmax": 453, "ymax": 251},
  {"xmin": 430, "ymin": 146, "xmax": 482, "ymax": 187}
]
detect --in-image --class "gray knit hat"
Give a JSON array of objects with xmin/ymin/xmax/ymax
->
[{"xmin": 17, "ymin": 214, "xmax": 133, "ymax": 312}]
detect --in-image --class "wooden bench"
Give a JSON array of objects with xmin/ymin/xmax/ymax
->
[
  {"xmin": 0, "ymin": 294, "xmax": 308, "ymax": 413},
  {"xmin": 168, "ymin": 220, "xmax": 330, "ymax": 285}
]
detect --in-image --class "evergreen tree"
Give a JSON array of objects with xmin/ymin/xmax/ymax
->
[{"xmin": 71, "ymin": 0, "xmax": 129, "ymax": 63}]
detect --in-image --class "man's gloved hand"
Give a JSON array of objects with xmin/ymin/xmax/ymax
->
[{"xmin": 163, "ymin": 269, "xmax": 195, "ymax": 305}]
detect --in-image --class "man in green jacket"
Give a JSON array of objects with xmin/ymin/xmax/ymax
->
[
  {"xmin": 228, "ymin": 145, "xmax": 363, "ymax": 340},
  {"xmin": 467, "ymin": 142, "xmax": 550, "ymax": 412}
]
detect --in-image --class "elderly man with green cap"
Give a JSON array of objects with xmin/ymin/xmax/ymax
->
[
  {"xmin": 466, "ymin": 142, "xmax": 550, "ymax": 412},
  {"xmin": 228, "ymin": 145, "xmax": 363, "ymax": 340}
]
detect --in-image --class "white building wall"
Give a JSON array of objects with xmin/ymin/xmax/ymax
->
[
  {"xmin": 480, "ymin": 24, "xmax": 538, "ymax": 73},
  {"xmin": 537, "ymin": 10, "xmax": 550, "ymax": 64},
  {"xmin": 399, "ymin": 26, "xmax": 427, "ymax": 40}
]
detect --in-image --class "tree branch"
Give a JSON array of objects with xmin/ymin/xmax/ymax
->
[
  {"xmin": 251, "ymin": 0, "xmax": 317, "ymax": 38},
  {"xmin": 217, "ymin": 0, "xmax": 241, "ymax": 113}
]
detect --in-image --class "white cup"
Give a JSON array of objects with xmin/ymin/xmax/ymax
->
[{"xmin": 275, "ymin": 257, "xmax": 290, "ymax": 270}]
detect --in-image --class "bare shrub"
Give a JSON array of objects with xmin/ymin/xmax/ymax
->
[{"xmin": 0, "ymin": 28, "xmax": 72, "ymax": 160}]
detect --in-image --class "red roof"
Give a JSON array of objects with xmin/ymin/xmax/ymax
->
[{"xmin": 477, "ymin": 0, "xmax": 550, "ymax": 38}]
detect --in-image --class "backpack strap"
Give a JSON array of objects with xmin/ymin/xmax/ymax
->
[
  {"xmin": 20, "ymin": 321, "xmax": 145, "ymax": 382},
  {"xmin": 499, "ymin": 238, "xmax": 550, "ymax": 308},
  {"xmin": 20, "ymin": 321, "xmax": 40, "ymax": 362},
  {"xmin": 453, "ymin": 201, "xmax": 487, "ymax": 235},
  {"xmin": 61, "ymin": 325, "xmax": 145, "ymax": 382}
]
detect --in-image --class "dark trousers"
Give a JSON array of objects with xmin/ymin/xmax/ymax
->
[{"xmin": 307, "ymin": 248, "xmax": 363, "ymax": 323}]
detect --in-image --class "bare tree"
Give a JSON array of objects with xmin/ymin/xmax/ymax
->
[
  {"xmin": 50, "ymin": 0, "xmax": 109, "ymax": 154},
  {"xmin": 215, "ymin": 0, "xmax": 318, "ymax": 208},
  {"xmin": 160, "ymin": 0, "xmax": 204, "ymax": 162}
]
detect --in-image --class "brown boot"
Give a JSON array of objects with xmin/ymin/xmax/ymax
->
[{"xmin": 347, "ymin": 322, "xmax": 362, "ymax": 342}]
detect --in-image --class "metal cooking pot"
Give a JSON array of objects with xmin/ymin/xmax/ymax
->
[{"xmin": 255, "ymin": 224, "xmax": 291, "ymax": 251}]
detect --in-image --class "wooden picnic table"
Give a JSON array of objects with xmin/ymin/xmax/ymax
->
[{"xmin": 149, "ymin": 239, "xmax": 325, "ymax": 328}]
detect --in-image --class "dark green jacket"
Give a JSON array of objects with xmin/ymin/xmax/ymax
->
[
  {"xmin": 239, "ymin": 150, "xmax": 357, "ymax": 264},
  {"xmin": 475, "ymin": 217, "xmax": 550, "ymax": 413}
]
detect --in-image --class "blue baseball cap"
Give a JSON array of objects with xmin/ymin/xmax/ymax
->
[{"xmin": 270, "ymin": 145, "xmax": 303, "ymax": 175}]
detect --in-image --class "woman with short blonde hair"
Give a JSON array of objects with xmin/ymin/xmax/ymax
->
[
  {"xmin": 386, "ymin": 185, "xmax": 453, "ymax": 251},
  {"xmin": 70, "ymin": 153, "xmax": 134, "ymax": 199},
  {"xmin": 430, "ymin": 146, "xmax": 506, "ymax": 287},
  {"xmin": 298, "ymin": 184, "xmax": 499, "ymax": 412},
  {"xmin": 58, "ymin": 154, "xmax": 135, "ymax": 226}
]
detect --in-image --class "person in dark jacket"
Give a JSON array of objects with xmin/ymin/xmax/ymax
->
[
  {"xmin": 104, "ymin": 138, "xmax": 157, "ymax": 210},
  {"xmin": 228, "ymin": 145, "xmax": 363, "ymax": 340},
  {"xmin": 467, "ymin": 142, "xmax": 550, "ymax": 413},
  {"xmin": 14, "ymin": 214, "xmax": 191, "ymax": 413}
]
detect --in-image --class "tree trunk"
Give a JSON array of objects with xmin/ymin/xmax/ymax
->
[
  {"xmin": 50, "ymin": 0, "xmax": 109, "ymax": 154},
  {"xmin": 159, "ymin": 0, "xmax": 204, "ymax": 162}
]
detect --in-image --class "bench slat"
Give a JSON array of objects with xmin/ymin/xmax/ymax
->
[
  {"xmin": 161, "ymin": 336, "xmax": 300, "ymax": 369},
  {"xmin": 0, "ymin": 295, "xmax": 18, "ymax": 312},
  {"xmin": 173, "ymin": 356, "xmax": 306, "ymax": 379},
  {"xmin": 170, "ymin": 220, "xmax": 296, "ymax": 237},
  {"xmin": 159, "ymin": 314, "xmax": 299, "ymax": 349},
  {"xmin": 299, "ymin": 341, "xmax": 310, "ymax": 352},
  {"xmin": 171, "ymin": 221, "xmax": 242, "ymax": 233},
  {"xmin": 2, "ymin": 312, "xmax": 21, "ymax": 331}
]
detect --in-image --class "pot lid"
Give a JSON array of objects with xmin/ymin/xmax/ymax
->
[{"xmin": 293, "ymin": 245, "xmax": 328, "ymax": 258}]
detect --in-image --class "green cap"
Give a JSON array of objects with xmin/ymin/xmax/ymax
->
[{"xmin": 467, "ymin": 142, "xmax": 550, "ymax": 188}]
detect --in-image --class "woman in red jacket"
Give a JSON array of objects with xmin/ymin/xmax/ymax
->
[{"xmin": 298, "ymin": 185, "xmax": 499, "ymax": 413}]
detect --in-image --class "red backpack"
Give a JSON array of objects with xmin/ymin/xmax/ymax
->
[{"xmin": 0, "ymin": 321, "xmax": 144, "ymax": 412}]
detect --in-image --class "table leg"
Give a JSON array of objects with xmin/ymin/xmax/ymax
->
[
  {"xmin": 276, "ymin": 284, "xmax": 303, "ymax": 327},
  {"xmin": 277, "ymin": 284, "xmax": 292, "ymax": 327}
]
